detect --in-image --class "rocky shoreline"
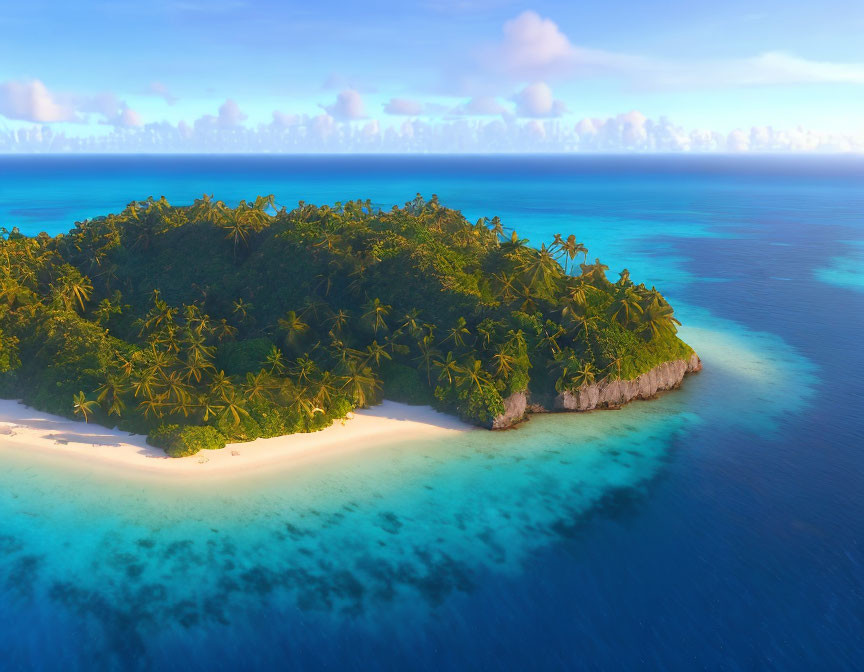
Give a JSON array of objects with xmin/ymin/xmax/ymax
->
[{"xmin": 490, "ymin": 353, "xmax": 702, "ymax": 429}]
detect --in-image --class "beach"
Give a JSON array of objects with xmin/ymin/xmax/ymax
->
[{"xmin": 0, "ymin": 399, "xmax": 472, "ymax": 477}]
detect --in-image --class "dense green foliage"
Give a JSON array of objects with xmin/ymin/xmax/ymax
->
[{"xmin": 0, "ymin": 194, "xmax": 692, "ymax": 455}]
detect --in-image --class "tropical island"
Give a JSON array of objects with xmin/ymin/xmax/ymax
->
[{"xmin": 0, "ymin": 194, "xmax": 699, "ymax": 458}]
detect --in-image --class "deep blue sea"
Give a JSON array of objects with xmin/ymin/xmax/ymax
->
[{"xmin": 0, "ymin": 155, "xmax": 862, "ymax": 671}]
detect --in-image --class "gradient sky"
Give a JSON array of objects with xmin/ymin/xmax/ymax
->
[{"xmin": 1, "ymin": 0, "xmax": 863, "ymax": 152}]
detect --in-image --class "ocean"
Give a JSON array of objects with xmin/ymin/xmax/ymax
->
[{"xmin": 0, "ymin": 155, "xmax": 862, "ymax": 670}]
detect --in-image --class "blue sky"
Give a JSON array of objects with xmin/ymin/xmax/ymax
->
[{"xmin": 1, "ymin": 0, "xmax": 862, "ymax": 152}]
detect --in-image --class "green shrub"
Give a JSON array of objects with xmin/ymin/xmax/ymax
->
[
  {"xmin": 147, "ymin": 423, "xmax": 180, "ymax": 449},
  {"xmin": 166, "ymin": 426, "xmax": 226, "ymax": 457},
  {"xmin": 215, "ymin": 412, "xmax": 262, "ymax": 442},
  {"xmin": 148, "ymin": 424, "xmax": 226, "ymax": 457}
]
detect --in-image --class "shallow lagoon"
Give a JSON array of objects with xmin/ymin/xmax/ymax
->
[{"xmin": 0, "ymin": 156, "xmax": 862, "ymax": 670}]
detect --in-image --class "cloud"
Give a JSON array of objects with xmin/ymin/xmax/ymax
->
[
  {"xmin": 101, "ymin": 104, "xmax": 143, "ymax": 128},
  {"xmin": 383, "ymin": 98, "xmax": 425, "ymax": 116},
  {"xmin": 0, "ymin": 80, "xmax": 79, "ymax": 122},
  {"xmin": 81, "ymin": 92, "xmax": 123, "ymax": 118},
  {"xmin": 321, "ymin": 74, "xmax": 377, "ymax": 93},
  {"xmin": 512, "ymin": 82, "xmax": 566, "ymax": 118},
  {"xmin": 494, "ymin": 11, "xmax": 575, "ymax": 77},
  {"xmin": 474, "ymin": 10, "xmax": 864, "ymax": 92},
  {"xmin": 323, "ymin": 89, "xmax": 366, "ymax": 121},
  {"xmin": 271, "ymin": 110, "xmax": 300, "ymax": 128},
  {"xmin": 147, "ymin": 81, "xmax": 178, "ymax": 105},
  {"xmin": 632, "ymin": 51, "xmax": 864, "ymax": 90},
  {"xmin": 2, "ymin": 107, "xmax": 861, "ymax": 154},
  {"xmin": 217, "ymin": 99, "xmax": 247, "ymax": 127},
  {"xmin": 192, "ymin": 99, "xmax": 248, "ymax": 132},
  {"xmin": 451, "ymin": 96, "xmax": 508, "ymax": 116},
  {"xmin": 0, "ymin": 80, "xmax": 146, "ymax": 127}
]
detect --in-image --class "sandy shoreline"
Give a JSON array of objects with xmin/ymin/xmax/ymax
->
[{"xmin": 0, "ymin": 399, "xmax": 472, "ymax": 477}]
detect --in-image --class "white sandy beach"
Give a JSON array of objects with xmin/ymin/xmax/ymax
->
[{"xmin": 0, "ymin": 399, "xmax": 472, "ymax": 476}]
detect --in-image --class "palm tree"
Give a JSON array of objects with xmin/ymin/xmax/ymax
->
[
  {"xmin": 491, "ymin": 348, "xmax": 516, "ymax": 379},
  {"xmin": 183, "ymin": 356, "xmax": 215, "ymax": 384},
  {"xmin": 132, "ymin": 369, "xmax": 159, "ymax": 401},
  {"xmin": 560, "ymin": 235, "xmax": 588, "ymax": 272},
  {"xmin": 212, "ymin": 319, "xmax": 238, "ymax": 342},
  {"xmin": 475, "ymin": 321, "xmax": 495, "ymax": 348},
  {"xmin": 573, "ymin": 313, "xmax": 600, "ymax": 341},
  {"xmin": 95, "ymin": 376, "xmax": 128, "ymax": 417},
  {"xmin": 222, "ymin": 202, "xmax": 267, "ymax": 261},
  {"xmin": 364, "ymin": 340, "xmax": 391, "ymax": 367},
  {"xmin": 571, "ymin": 362, "xmax": 597, "ymax": 389},
  {"xmin": 539, "ymin": 323, "xmax": 566, "ymax": 354},
  {"xmin": 434, "ymin": 351, "xmax": 461, "ymax": 385},
  {"xmin": 72, "ymin": 392, "xmax": 99, "ymax": 422},
  {"xmin": 219, "ymin": 388, "xmax": 250, "ymax": 427},
  {"xmin": 244, "ymin": 370, "xmax": 273, "ymax": 402},
  {"xmin": 518, "ymin": 244, "xmax": 562, "ymax": 295},
  {"xmin": 501, "ymin": 230, "xmax": 530, "ymax": 255},
  {"xmin": 492, "ymin": 271, "xmax": 517, "ymax": 302},
  {"xmin": 327, "ymin": 309, "xmax": 351, "ymax": 334},
  {"xmin": 608, "ymin": 287, "xmax": 644, "ymax": 327},
  {"xmin": 444, "ymin": 317, "xmax": 470, "ymax": 348},
  {"xmin": 188, "ymin": 194, "xmax": 222, "ymax": 224},
  {"xmin": 278, "ymin": 310, "xmax": 309, "ymax": 349},
  {"xmin": 138, "ymin": 397, "xmax": 165, "ymax": 420},
  {"xmin": 414, "ymin": 334, "xmax": 440, "ymax": 385},
  {"xmin": 311, "ymin": 370, "xmax": 338, "ymax": 408},
  {"xmin": 265, "ymin": 346, "xmax": 285, "ymax": 374},
  {"xmin": 488, "ymin": 216, "xmax": 505, "ymax": 245},
  {"xmin": 505, "ymin": 329, "xmax": 527, "ymax": 354},
  {"xmin": 580, "ymin": 258, "xmax": 611, "ymax": 287},
  {"xmin": 567, "ymin": 280, "xmax": 596, "ymax": 308},
  {"xmin": 232, "ymin": 298, "xmax": 253, "ymax": 322},
  {"xmin": 169, "ymin": 394, "xmax": 197, "ymax": 419},
  {"xmin": 400, "ymin": 309, "xmax": 423, "ymax": 335},
  {"xmin": 639, "ymin": 297, "xmax": 682, "ymax": 340},
  {"xmin": 456, "ymin": 359, "xmax": 493, "ymax": 394},
  {"xmin": 53, "ymin": 266, "xmax": 93, "ymax": 313},
  {"xmin": 184, "ymin": 331, "xmax": 215, "ymax": 366},
  {"xmin": 208, "ymin": 371, "xmax": 234, "ymax": 401},
  {"xmin": 339, "ymin": 363, "xmax": 381, "ymax": 408},
  {"xmin": 362, "ymin": 298, "xmax": 391, "ymax": 335},
  {"xmin": 198, "ymin": 394, "xmax": 224, "ymax": 423},
  {"xmin": 164, "ymin": 371, "xmax": 192, "ymax": 408}
]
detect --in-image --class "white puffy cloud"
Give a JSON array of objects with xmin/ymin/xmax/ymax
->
[
  {"xmin": 0, "ymin": 80, "xmax": 78, "ymax": 122},
  {"xmin": 512, "ymin": 82, "xmax": 566, "ymax": 118},
  {"xmin": 2, "ymin": 106, "xmax": 861, "ymax": 154},
  {"xmin": 101, "ymin": 105, "xmax": 143, "ymax": 128},
  {"xmin": 217, "ymin": 99, "xmax": 247, "ymax": 127},
  {"xmin": 383, "ymin": 98, "xmax": 424, "ymax": 115},
  {"xmin": 452, "ymin": 96, "xmax": 508, "ymax": 116},
  {"xmin": 475, "ymin": 11, "xmax": 864, "ymax": 91},
  {"xmin": 192, "ymin": 99, "xmax": 247, "ymax": 133},
  {"xmin": 494, "ymin": 11, "xmax": 575, "ymax": 78},
  {"xmin": 323, "ymin": 89, "xmax": 366, "ymax": 121},
  {"xmin": 0, "ymin": 80, "xmax": 147, "ymax": 127}
]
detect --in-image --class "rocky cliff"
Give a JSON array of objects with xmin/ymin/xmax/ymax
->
[{"xmin": 491, "ymin": 353, "xmax": 702, "ymax": 429}]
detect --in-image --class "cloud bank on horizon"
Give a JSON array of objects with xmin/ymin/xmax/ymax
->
[{"xmin": 1, "ymin": 2, "xmax": 862, "ymax": 153}]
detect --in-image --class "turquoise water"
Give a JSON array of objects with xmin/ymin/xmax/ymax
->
[
  {"xmin": 0, "ymin": 156, "xmax": 862, "ymax": 670},
  {"xmin": 817, "ymin": 240, "xmax": 864, "ymax": 292}
]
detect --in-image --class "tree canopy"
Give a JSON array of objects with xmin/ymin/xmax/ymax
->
[{"xmin": 0, "ymin": 194, "xmax": 693, "ymax": 456}]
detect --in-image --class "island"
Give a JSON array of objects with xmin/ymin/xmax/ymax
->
[{"xmin": 0, "ymin": 194, "xmax": 700, "ymax": 458}]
